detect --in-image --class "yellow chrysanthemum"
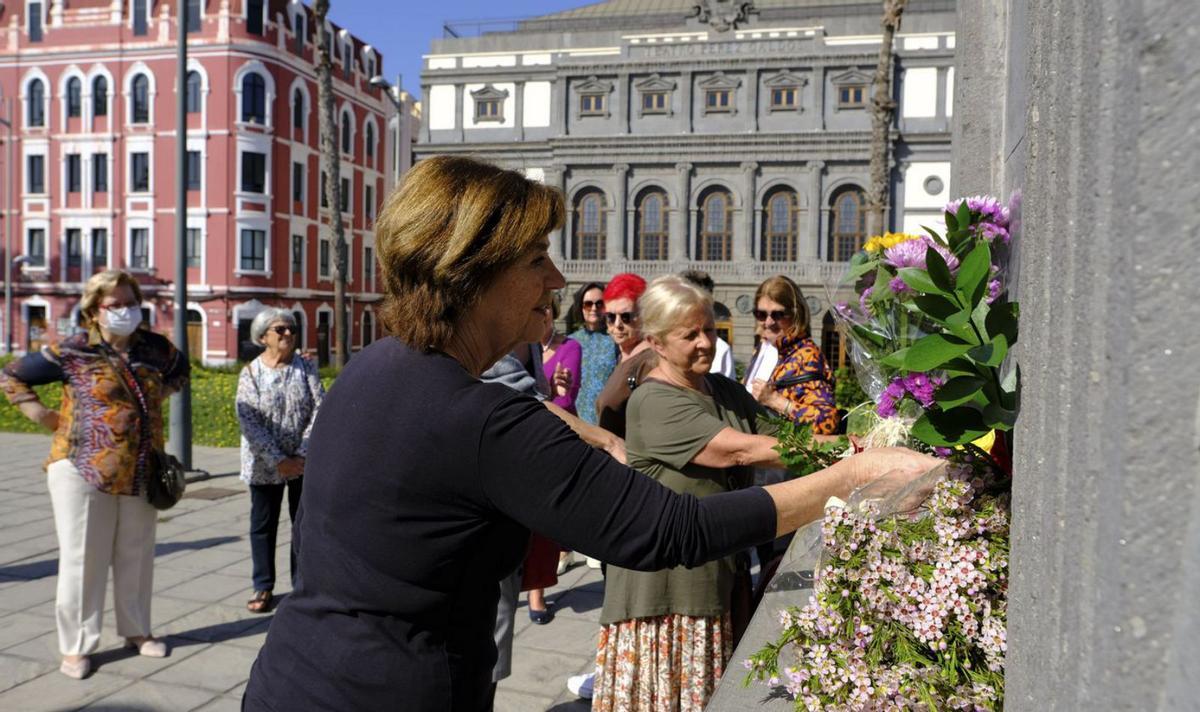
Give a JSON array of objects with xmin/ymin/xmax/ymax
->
[{"xmin": 863, "ymin": 232, "xmax": 924, "ymax": 253}]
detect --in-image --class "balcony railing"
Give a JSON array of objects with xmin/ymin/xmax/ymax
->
[{"xmin": 559, "ymin": 259, "xmax": 850, "ymax": 286}]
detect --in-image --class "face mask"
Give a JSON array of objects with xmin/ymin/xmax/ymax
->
[{"xmin": 103, "ymin": 306, "xmax": 141, "ymax": 336}]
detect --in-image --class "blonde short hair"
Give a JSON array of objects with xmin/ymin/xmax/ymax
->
[
  {"xmin": 638, "ymin": 275, "xmax": 713, "ymax": 341},
  {"xmin": 79, "ymin": 270, "xmax": 144, "ymax": 329},
  {"xmin": 374, "ymin": 156, "xmax": 564, "ymax": 351}
]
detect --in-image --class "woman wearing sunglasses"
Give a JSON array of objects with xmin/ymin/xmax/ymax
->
[
  {"xmin": 236, "ymin": 308, "xmax": 325, "ymax": 613},
  {"xmin": 748, "ymin": 275, "xmax": 838, "ymax": 434},
  {"xmin": 566, "ymin": 282, "xmax": 617, "ymax": 427}
]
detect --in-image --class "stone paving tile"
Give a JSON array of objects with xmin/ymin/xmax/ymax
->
[
  {"xmin": 0, "ymin": 668, "xmax": 134, "ymax": 712},
  {"xmin": 156, "ymin": 547, "xmax": 251, "ymax": 574},
  {"xmin": 0, "ymin": 652, "xmax": 58, "ymax": 693},
  {"xmin": 0, "ymin": 534, "xmax": 59, "ymax": 567},
  {"xmin": 159, "ymin": 603, "xmax": 268, "ymax": 645},
  {"xmin": 146, "ymin": 643, "xmax": 260, "ymax": 693},
  {"xmin": 158, "ymin": 573, "xmax": 252, "ymax": 604},
  {"xmin": 81, "ymin": 678, "xmax": 219, "ymax": 711},
  {"xmin": 495, "ymin": 688, "xmax": 557, "ymax": 712},
  {"xmin": 191, "ymin": 696, "xmax": 243, "ymax": 712},
  {"xmin": 89, "ymin": 639, "xmax": 212, "ymax": 681},
  {"xmin": 0, "ymin": 574, "xmax": 58, "ymax": 611},
  {"xmin": 0, "ymin": 610, "xmax": 58, "ymax": 651},
  {"xmin": 499, "ymin": 646, "xmax": 594, "ymax": 698}
]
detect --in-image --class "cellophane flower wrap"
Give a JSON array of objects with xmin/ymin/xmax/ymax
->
[{"xmin": 747, "ymin": 196, "xmax": 1019, "ymax": 710}]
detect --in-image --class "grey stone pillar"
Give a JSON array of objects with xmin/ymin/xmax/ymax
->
[
  {"xmin": 680, "ymin": 71, "xmax": 693, "ymax": 133},
  {"xmin": 738, "ymin": 161, "xmax": 757, "ymax": 262},
  {"xmin": 618, "ymin": 72, "xmax": 631, "ymax": 134},
  {"xmin": 671, "ymin": 162, "xmax": 692, "ymax": 261},
  {"xmin": 746, "ymin": 70, "xmax": 759, "ymax": 132},
  {"xmin": 949, "ymin": 1, "xmax": 1200, "ymax": 709},
  {"xmin": 545, "ymin": 166, "xmax": 565, "ymax": 263},
  {"xmin": 453, "ymin": 84, "xmax": 464, "ymax": 142},
  {"xmin": 806, "ymin": 160, "xmax": 824, "ymax": 259},
  {"xmin": 420, "ymin": 84, "xmax": 431, "ymax": 143},
  {"xmin": 552, "ymin": 78, "xmax": 567, "ymax": 136},
  {"xmin": 812, "ymin": 66, "xmax": 825, "ymax": 130},
  {"xmin": 514, "ymin": 82, "xmax": 525, "ymax": 141},
  {"xmin": 609, "ymin": 164, "xmax": 628, "ymax": 261}
]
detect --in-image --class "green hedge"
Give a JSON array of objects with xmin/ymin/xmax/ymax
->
[{"xmin": 0, "ymin": 356, "xmax": 338, "ymax": 448}]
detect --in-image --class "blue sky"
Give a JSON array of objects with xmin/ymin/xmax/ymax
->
[{"xmin": 328, "ymin": 0, "xmax": 599, "ymax": 97}]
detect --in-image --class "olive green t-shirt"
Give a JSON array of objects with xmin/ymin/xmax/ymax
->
[{"xmin": 599, "ymin": 374, "xmax": 776, "ymax": 624}]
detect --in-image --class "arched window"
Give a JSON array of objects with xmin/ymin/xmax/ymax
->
[
  {"xmin": 829, "ymin": 186, "xmax": 865, "ymax": 261},
  {"xmin": 241, "ymin": 73, "xmax": 266, "ymax": 124},
  {"xmin": 341, "ymin": 113, "xmax": 352, "ymax": 154},
  {"xmin": 698, "ymin": 188, "xmax": 733, "ymax": 261},
  {"xmin": 131, "ymin": 74, "xmax": 150, "ymax": 123},
  {"xmin": 572, "ymin": 190, "xmax": 607, "ymax": 260},
  {"xmin": 292, "ymin": 88, "xmax": 304, "ymax": 129},
  {"xmin": 185, "ymin": 71, "xmax": 202, "ymax": 114},
  {"xmin": 763, "ymin": 189, "xmax": 799, "ymax": 262},
  {"xmin": 28, "ymin": 79, "xmax": 45, "ymax": 126},
  {"xmin": 634, "ymin": 189, "xmax": 669, "ymax": 260},
  {"xmin": 821, "ymin": 311, "xmax": 846, "ymax": 369},
  {"xmin": 365, "ymin": 123, "xmax": 375, "ymax": 160},
  {"xmin": 92, "ymin": 76, "xmax": 108, "ymax": 117},
  {"xmin": 66, "ymin": 78, "xmax": 82, "ymax": 118}
]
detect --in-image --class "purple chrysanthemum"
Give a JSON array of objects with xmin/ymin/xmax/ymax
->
[
  {"xmin": 945, "ymin": 195, "xmax": 1011, "ymax": 227},
  {"xmin": 883, "ymin": 235, "xmax": 959, "ymax": 273},
  {"xmin": 986, "ymin": 279, "xmax": 1002, "ymax": 305}
]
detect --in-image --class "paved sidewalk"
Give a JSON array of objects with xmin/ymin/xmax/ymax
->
[{"xmin": 0, "ymin": 432, "xmax": 599, "ymax": 711}]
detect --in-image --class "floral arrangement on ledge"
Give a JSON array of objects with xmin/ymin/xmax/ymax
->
[{"xmin": 745, "ymin": 195, "xmax": 1018, "ymax": 710}]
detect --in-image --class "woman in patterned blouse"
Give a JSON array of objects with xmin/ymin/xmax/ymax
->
[
  {"xmin": 566, "ymin": 282, "xmax": 618, "ymax": 426},
  {"xmin": 0, "ymin": 270, "xmax": 189, "ymax": 679},
  {"xmin": 749, "ymin": 275, "xmax": 839, "ymax": 434},
  {"xmin": 236, "ymin": 308, "xmax": 325, "ymax": 613}
]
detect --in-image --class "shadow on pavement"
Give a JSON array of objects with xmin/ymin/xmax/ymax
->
[
  {"xmin": 551, "ymin": 580, "xmax": 604, "ymax": 614},
  {"xmin": 0, "ymin": 535, "xmax": 242, "ymax": 581}
]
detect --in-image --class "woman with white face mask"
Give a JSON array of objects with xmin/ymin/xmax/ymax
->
[{"xmin": 0, "ymin": 270, "xmax": 189, "ymax": 680}]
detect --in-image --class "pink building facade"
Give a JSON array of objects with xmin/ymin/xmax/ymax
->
[{"xmin": 0, "ymin": 0, "xmax": 396, "ymax": 365}]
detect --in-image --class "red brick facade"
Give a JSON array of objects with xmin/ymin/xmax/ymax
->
[{"xmin": 1, "ymin": 0, "xmax": 392, "ymax": 365}]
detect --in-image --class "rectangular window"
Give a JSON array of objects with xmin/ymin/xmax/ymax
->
[
  {"xmin": 130, "ymin": 152, "xmax": 150, "ymax": 192},
  {"xmin": 132, "ymin": 0, "xmax": 148, "ymax": 36},
  {"xmin": 91, "ymin": 228, "xmax": 108, "ymax": 268},
  {"xmin": 364, "ymin": 246, "xmax": 373, "ymax": 287},
  {"xmin": 66, "ymin": 154, "xmax": 81, "ymax": 193},
  {"xmin": 239, "ymin": 229, "xmax": 266, "ymax": 271},
  {"xmin": 66, "ymin": 229, "xmax": 82, "ymax": 267},
  {"xmin": 770, "ymin": 87, "xmax": 798, "ymax": 109},
  {"xmin": 839, "ymin": 85, "xmax": 866, "ymax": 108},
  {"xmin": 27, "ymin": 228, "xmax": 46, "ymax": 267},
  {"xmin": 705, "ymin": 89, "xmax": 732, "ymax": 112},
  {"xmin": 186, "ymin": 151, "xmax": 201, "ymax": 190},
  {"xmin": 130, "ymin": 228, "xmax": 149, "ymax": 269},
  {"xmin": 475, "ymin": 99, "xmax": 501, "ymax": 122},
  {"xmin": 293, "ymin": 14, "xmax": 305, "ymax": 56},
  {"xmin": 292, "ymin": 234, "xmax": 303, "ymax": 274},
  {"xmin": 246, "ymin": 0, "xmax": 263, "ymax": 36},
  {"xmin": 320, "ymin": 171, "xmax": 328, "ymax": 208},
  {"xmin": 29, "ymin": 2, "xmax": 43, "ymax": 42},
  {"xmin": 318, "ymin": 238, "xmax": 330, "ymax": 277},
  {"xmin": 186, "ymin": 228, "xmax": 201, "ymax": 268},
  {"xmin": 642, "ymin": 91, "xmax": 667, "ymax": 113},
  {"xmin": 241, "ymin": 151, "xmax": 266, "ymax": 193},
  {"xmin": 339, "ymin": 177, "xmax": 350, "ymax": 213},
  {"xmin": 93, "ymin": 153, "xmax": 108, "ymax": 193},
  {"xmin": 27, "ymin": 155, "xmax": 44, "ymax": 194},
  {"xmin": 579, "ymin": 94, "xmax": 606, "ymax": 116},
  {"xmin": 292, "ymin": 162, "xmax": 304, "ymax": 203},
  {"xmin": 186, "ymin": 0, "xmax": 201, "ymax": 32},
  {"xmin": 364, "ymin": 184, "xmax": 374, "ymax": 220}
]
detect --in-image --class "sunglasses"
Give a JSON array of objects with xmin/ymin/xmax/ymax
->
[
  {"xmin": 270, "ymin": 325, "xmax": 296, "ymax": 335},
  {"xmin": 582, "ymin": 299, "xmax": 605, "ymax": 310},
  {"xmin": 605, "ymin": 312, "xmax": 637, "ymax": 326},
  {"xmin": 753, "ymin": 309, "xmax": 791, "ymax": 322}
]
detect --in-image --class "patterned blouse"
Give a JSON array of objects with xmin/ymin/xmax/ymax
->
[
  {"xmin": 568, "ymin": 327, "xmax": 618, "ymax": 425},
  {"xmin": 236, "ymin": 354, "xmax": 325, "ymax": 485},
  {"xmin": 772, "ymin": 334, "xmax": 839, "ymax": 434},
  {"xmin": 0, "ymin": 328, "xmax": 189, "ymax": 496}
]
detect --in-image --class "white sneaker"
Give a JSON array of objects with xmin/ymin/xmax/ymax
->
[
  {"xmin": 585, "ymin": 556, "xmax": 601, "ymax": 569},
  {"xmin": 567, "ymin": 672, "xmax": 594, "ymax": 699},
  {"xmin": 556, "ymin": 552, "xmax": 571, "ymax": 576}
]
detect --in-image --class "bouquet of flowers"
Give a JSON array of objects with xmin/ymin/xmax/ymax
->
[{"xmin": 745, "ymin": 196, "xmax": 1018, "ymax": 710}]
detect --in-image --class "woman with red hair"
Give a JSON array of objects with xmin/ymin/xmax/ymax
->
[{"xmin": 602, "ymin": 273, "xmax": 648, "ymax": 364}]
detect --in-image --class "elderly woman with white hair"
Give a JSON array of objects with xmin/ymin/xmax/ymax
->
[{"xmin": 236, "ymin": 307, "xmax": 324, "ymax": 613}]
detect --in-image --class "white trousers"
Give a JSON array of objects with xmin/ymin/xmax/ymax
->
[{"xmin": 46, "ymin": 459, "xmax": 158, "ymax": 656}]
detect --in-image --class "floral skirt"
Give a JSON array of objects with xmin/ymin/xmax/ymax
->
[{"xmin": 592, "ymin": 613, "xmax": 732, "ymax": 712}]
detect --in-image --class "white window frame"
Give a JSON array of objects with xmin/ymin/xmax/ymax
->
[
  {"xmin": 23, "ymin": 220, "xmax": 49, "ymax": 270},
  {"xmin": 126, "ymin": 219, "xmax": 154, "ymax": 274},
  {"xmin": 124, "ymin": 63, "xmax": 156, "ymax": 126},
  {"xmin": 21, "ymin": 69, "xmax": 50, "ymax": 130},
  {"xmin": 235, "ymin": 218, "xmax": 271, "ymax": 276},
  {"xmin": 232, "ymin": 61, "xmax": 276, "ymax": 128}
]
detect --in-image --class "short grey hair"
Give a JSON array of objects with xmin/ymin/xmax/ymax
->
[
  {"xmin": 250, "ymin": 308, "xmax": 297, "ymax": 346},
  {"xmin": 638, "ymin": 275, "xmax": 713, "ymax": 341}
]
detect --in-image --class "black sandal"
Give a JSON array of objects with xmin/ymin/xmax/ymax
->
[{"xmin": 246, "ymin": 590, "xmax": 273, "ymax": 613}]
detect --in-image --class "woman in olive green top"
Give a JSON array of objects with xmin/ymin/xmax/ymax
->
[{"xmin": 592, "ymin": 276, "xmax": 791, "ymax": 712}]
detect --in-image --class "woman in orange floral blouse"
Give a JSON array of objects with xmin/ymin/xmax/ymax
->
[
  {"xmin": 749, "ymin": 275, "xmax": 839, "ymax": 434},
  {"xmin": 0, "ymin": 270, "xmax": 188, "ymax": 680}
]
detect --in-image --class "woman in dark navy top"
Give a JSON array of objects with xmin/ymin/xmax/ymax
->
[{"xmin": 243, "ymin": 157, "xmax": 938, "ymax": 712}]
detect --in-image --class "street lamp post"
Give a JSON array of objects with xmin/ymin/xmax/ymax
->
[
  {"xmin": 168, "ymin": 2, "xmax": 193, "ymax": 469},
  {"xmin": 1, "ymin": 98, "xmax": 14, "ymax": 354}
]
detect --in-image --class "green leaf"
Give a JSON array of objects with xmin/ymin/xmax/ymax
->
[
  {"xmin": 944, "ymin": 209, "xmax": 958, "ymax": 232},
  {"xmin": 850, "ymin": 323, "xmax": 887, "ymax": 349},
  {"xmin": 881, "ymin": 348, "xmax": 909, "ymax": 369},
  {"xmin": 934, "ymin": 376, "xmax": 987, "ymax": 410},
  {"xmin": 925, "ymin": 246, "xmax": 955, "ymax": 293},
  {"xmin": 985, "ymin": 299, "xmax": 1019, "ymax": 346},
  {"xmin": 912, "ymin": 294, "xmax": 961, "ymax": 322},
  {"xmin": 911, "ymin": 407, "xmax": 990, "ymax": 447},
  {"xmin": 902, "ymin": 333, "xmax": 974, "ymax": 372},
  {"xmin": 941, "ymin": 357, "xmax": 983, "ymax": 376},
  {"xmin": 956, "ymin": 200, "xmax": 972, "ymax": 232},
  {"xmin": 982, "ymin": 402, "xmax": 1017, "ymax": 430},
  {"xmin": 969, "ymin": 334, "xmax": 1009, "ymax": 367},
  {"xmin": 922, "ymin": 225, "xmax": 946, "ymax": 246},
  {"xmin": 843, "ymin": 258, "xmax": 879, "ymax": 282},
  {"xmin": 897, "ymin": 268, "xmax": 944, "ymax": 296},
  {"xmin": 955, "ymin": 242, "xmax": 992, "ymax": 307}
]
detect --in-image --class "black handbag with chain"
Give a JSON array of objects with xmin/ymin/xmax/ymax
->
[{"xmin": 103, "ymin": 345, "xmax": 186, "ymax": 509}]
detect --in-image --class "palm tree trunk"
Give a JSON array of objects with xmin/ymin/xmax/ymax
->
[
  {"xmin": 313, "ymin": 0, "xmax": 349, "ymax": 368},
  {"xmin": 866, "ymin": 0, "xmax": 908, "ymax": 240}
]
